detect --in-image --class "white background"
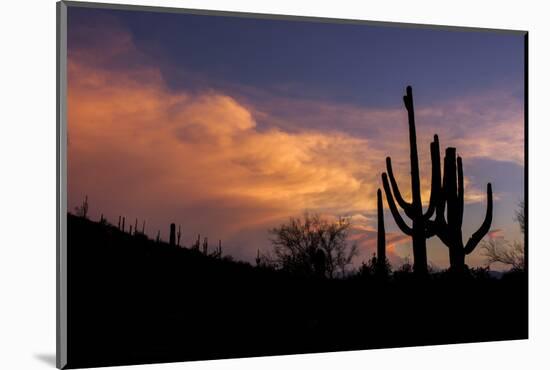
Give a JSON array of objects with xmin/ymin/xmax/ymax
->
[{"xmin": 1, "ymin": 0, "xmax": 549, "ymax": 369}]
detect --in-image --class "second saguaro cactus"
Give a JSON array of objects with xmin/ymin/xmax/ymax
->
[
  {"xmin": 381, "ymin": 86, "xmax": 441, "ymax": 274},
  {"xmin": 428, "ymin": 148, "xmax": 493, "ymax": 272}
]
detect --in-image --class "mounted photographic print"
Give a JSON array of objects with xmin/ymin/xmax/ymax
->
[{"xmin": 56, "ymin": 1, "xmax": 528, "ymax": 368}]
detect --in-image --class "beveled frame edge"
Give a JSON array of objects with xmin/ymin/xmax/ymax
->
[
  {"xmin": 57, "ymin": 1, "xmax": 68, "ymax": 369},
  {"xmin": 62, "ymin": 0, "xmax": 527, "ymax": 35}
]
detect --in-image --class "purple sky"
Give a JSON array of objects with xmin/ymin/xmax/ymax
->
[{"xmin": 67, "ymin": 6, "xmax": 525, "ymax": 270}]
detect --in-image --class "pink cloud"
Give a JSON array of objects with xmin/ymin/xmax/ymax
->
[{"xmin": 487, "ymin": 229, "xmax": 505, "ymax": 240}]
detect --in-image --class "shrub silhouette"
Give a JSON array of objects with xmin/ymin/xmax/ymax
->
[
  {"xmin": 481, "ymin": 202, "xmax": 524, "ymax": 271},
  {"xmin": 268, "ymin": 213, "xmax": 357, "ymax": 278},
  {"xmin": 381, "ymin": 86, "xmax": 441, "ymax": 275}
]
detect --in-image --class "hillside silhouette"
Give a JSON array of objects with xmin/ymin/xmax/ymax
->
[{"xmin": 66, "ymin": 213, "xmax": 526, "ymax": 368}]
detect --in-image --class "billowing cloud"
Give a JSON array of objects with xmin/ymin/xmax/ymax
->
[{"xmin": 68, "ymin": 28, "xmax": 382, "ymax": 262}]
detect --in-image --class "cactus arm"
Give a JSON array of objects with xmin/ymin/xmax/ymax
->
[
  {"xmin": 424, "ymin": 135, "xmax": 441, "ymax": 220},
  {"xmin": 382, "ymin": 173, "xmax": 413, "ymax": 236},
  {"xmin": 444, "ymin": 148, "xmax": 459, "ymax": 226},
  {"xmin": 464, "ymin": 183, "xmax": 493, "ymax": 255},
  {"xmin": 457, "ymin": 156, "xmax": 464, "ymax": 227},
  {"xmin": 435, "ymin": 151, "xmax": 448, "ymax": 226},
  {"xmin": 386, "ymin": 157, "xmax": 413, "ymax": 216},
  {"xmin": 403, "ymin": 86, "xmax": 422, "ymax": 209}
]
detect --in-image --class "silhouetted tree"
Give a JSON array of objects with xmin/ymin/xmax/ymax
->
[
  {"xmin": 381, "ymin": 86, "xmax": 441, "ymax": 275},
  {"xmin": 312, "ymin": 248, "xmax": 327, "ymax": 279},
  {"xmin": 268, "ymin": 213, "xmax": 358, "ymax": 278},
  {"xmin": 427, "ymin": 148, "xmax": 493, "ymax": 273},
  {"xmin": 481, "ymin": 240, "xmax": 524, "ymax": 271},
  {"xmin": 481, "ymin": 202, "xmax": 524, "ymax": 271}
]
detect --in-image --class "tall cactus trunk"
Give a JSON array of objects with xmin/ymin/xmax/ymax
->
[
  {"xmin": 376, "ymin": 189, "xmax": 386, "ymax": 274},
  {"xmin": 381, "ymin": 86, "xmax": 441, "ymax": 275},
  {"xmin": 411, "ymin": 224, "xmax": 428, "ymax": 273},
  {"xmin": 449, "ymin": 248, "xmax": 465, "ymax": 273},
  {"xmin": 405, "ymin": 85, "xmax": 429, "ymax": 275}
]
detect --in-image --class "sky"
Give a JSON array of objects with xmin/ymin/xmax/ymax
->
[{"xmin": 66, "ymin": 6, "xmax": 525, "ymax": 270}]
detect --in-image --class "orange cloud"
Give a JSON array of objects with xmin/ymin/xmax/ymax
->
[{"xmin": 68, "ymin": 40, "xmax": 383, "ymax": 260}]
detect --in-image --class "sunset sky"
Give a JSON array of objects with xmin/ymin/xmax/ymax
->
[{"xmin": 67, "ymin": 6, "xmax": 525, "ymax": 270}]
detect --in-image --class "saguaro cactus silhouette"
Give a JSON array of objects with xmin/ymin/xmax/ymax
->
[
  {"xmin": 381, "ymin": 86, "xmax": 441, "ymax": 274},
  {"xmin": 255, "ymin": 249, "xmax": 261, "ymax": 266},
  {"xmin": 428, "ymin": 148, "xmax": 493, "ymax": 272},
  {"xmin": 376, "ymin": 189, "xmax": 387, "ymax": 275},
  {"xmin": 169, "ymin": 223, "xmax": 176, "ymax": 246},
  {"xmin": 203, "ymin": 237, "xmax": 209, "ymax": 255},
  {"xmin": 194, "ymin": 234, "xmax": 201, "ymax": 250}
]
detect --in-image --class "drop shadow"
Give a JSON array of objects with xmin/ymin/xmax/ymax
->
[{"xmin": 34, "ymin": 353, "xmax": 56, "ymax": 367}]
